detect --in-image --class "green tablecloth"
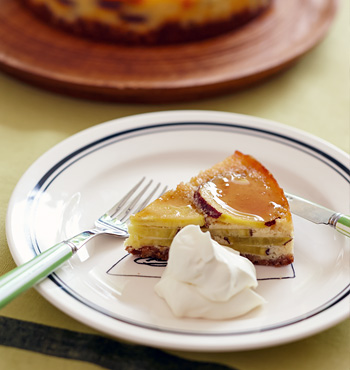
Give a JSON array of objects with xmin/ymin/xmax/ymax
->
[{"xmin": 0, "ymin": 1, "xmax": 349, "ymax": 369}]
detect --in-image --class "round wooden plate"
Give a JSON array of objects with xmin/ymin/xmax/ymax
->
[{"xmin": 0, "ymin": 0, "xmax": 338, "ymax": 103}]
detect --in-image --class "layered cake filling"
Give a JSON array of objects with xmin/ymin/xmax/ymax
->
[
  {"xmin": 21, "ymin": 0, "xmax": 272, "ymax": 44},
  {"xmin": 125, "ymin": 151, "xmax": 294, "ymax": 267}
]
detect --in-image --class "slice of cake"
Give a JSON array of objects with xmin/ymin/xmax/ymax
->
[
  {"xmin": 125, "ymin": 151, "xmax": 294, "ymax": 267},
  {"xmin": 21, "ymin": 0, "xmax": 272, "ymax": 45}
]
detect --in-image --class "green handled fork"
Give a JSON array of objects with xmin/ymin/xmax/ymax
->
[{"xmin": 0, "ymin": 178, "xmax": 165, "ymax": 309}]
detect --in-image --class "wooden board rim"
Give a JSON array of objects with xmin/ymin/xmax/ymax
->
[{"xmin": 0, "ymin": 0, "xmax": 338, "ymax": 103}]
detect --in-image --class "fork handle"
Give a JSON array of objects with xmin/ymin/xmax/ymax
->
[{"xmin": 0, "ymin": 242, "xmax": 73, "ymax": 309}]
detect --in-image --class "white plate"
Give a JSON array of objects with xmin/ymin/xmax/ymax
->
[{"xmin": 6, "ymin": 110, "xmax": 350, "ymax": 352}]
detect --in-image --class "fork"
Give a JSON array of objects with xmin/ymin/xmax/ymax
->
[{"xmin": 0, "ymin": 178, "xmax": 165, "ymax": 309}]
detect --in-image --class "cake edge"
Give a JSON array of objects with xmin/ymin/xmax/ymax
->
[{"xmin": 20, "ymin": 0, "xmax": 272, "ymax": 45}]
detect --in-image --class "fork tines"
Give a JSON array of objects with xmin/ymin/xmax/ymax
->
[{"xmin": 109, "ymin": 177, "xmax": 167, "ymax": 223}]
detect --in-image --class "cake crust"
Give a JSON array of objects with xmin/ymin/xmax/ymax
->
[
  {"xmin": 126, "ymin": 245, "xmax": 170, "ymax": 260},
  {"xmin": 126, "ymin": 245, "xmax": 294, "ymax": 267}
]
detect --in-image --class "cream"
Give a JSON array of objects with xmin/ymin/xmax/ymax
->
[{"xmin": 154, "ymin": 225, "xmax": 265, "ymax": 319}]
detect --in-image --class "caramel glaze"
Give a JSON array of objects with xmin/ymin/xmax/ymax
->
[
  {"xmin": 203, "ymin": 174, "xmax": 286, "ymax": 222},
  {"xmin": 193, "ymin": 151, "xmax": 290, "ymax": 224}
]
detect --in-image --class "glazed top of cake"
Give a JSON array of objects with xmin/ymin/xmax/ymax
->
[
  {"xmin": 192, "ymin": 151, "xmax": 290, "ymax": 225},
  {"xmin": 131, "ymin": 151, "xmax": 291, "ymax": 228}
]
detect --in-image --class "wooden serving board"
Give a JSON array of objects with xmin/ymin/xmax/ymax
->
[{"xmin": 0, "ymin": 0, "xmax": 338, "ymax": 103}]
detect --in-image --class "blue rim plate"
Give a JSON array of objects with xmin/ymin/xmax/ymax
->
[{"xmin": 6, "ymin": 111, "xmax": 350, "ymax": 351}]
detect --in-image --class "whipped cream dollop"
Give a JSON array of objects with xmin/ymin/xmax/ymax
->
[{"xmin": 154, "ymin": 225, "xmax": 265, "ymax": 320}]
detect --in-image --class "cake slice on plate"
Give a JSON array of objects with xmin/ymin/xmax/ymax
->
[{"xmin": 125, "ymin": 151, "xmax": 294, "ymax": 267}]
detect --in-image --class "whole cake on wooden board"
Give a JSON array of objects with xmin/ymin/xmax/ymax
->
[
  {"xmin": 125, "ymin": 151, "xmax": 294, "ymax": 267},
  {"xmin": 20, "ymin": 0, "xmax": 272, "ymax": 44}
]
